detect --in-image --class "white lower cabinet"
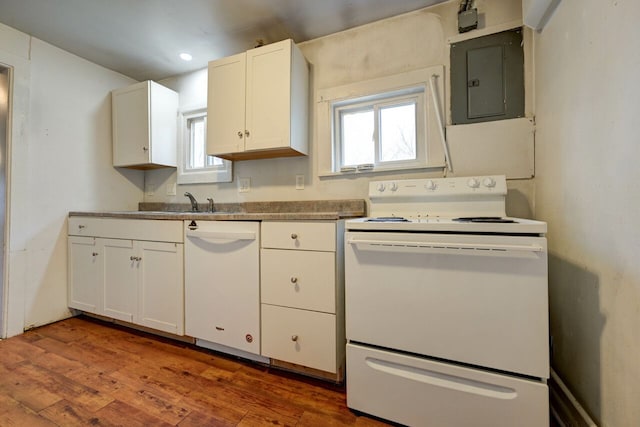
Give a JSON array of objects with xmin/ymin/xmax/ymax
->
[
  {"xmin": 260, "ymin": 221, "xmax": 345, "ymax": 379},
  {"xmin": 68, "ymin": 217, "xmax": 184, "ymax": 335},
  {"xmin": 68, "ymin": 236, "xmax": 103, "ymax": 313}
]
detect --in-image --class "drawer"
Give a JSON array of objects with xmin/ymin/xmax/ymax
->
[
  {"xmin": 347, "ymin": 343, "xmax": 549, "ymax": 427},
  {"xmin": 68, "ymin": 217, "xmax": 183, "ymax": 243},
  {"xmin": 261, "ymin": 221, "xmax": 335, "ymax": 251},
  {"xmin": 261, "ymin": 249, "xmax": 336, "ymax": 313},
  {"xmin": 261, "ymin": 304, "xmax": 337, "ymax": 373}
]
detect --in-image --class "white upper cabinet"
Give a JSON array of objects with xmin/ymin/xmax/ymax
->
[
  {"xmin": 112, "ymin": 80, "xmax": 178, "ymax": 169},
  {"xmin": 207, "ymin": 39, "xmax": 309, "ymax": 161}
]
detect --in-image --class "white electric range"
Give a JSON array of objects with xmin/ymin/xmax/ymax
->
[{"xmin": 345, "ymin": 175, "xmax": 550, "ymax": 427}]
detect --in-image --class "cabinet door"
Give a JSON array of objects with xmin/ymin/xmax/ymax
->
[
  {"xmin": 207, "ymin": 53, "xmax": 247, "ymax": 156},
  {"xmin": 245, "ymin": 39, "xmax": 291, "ymax": 151},
  {"xmin": 184, "ymin": 221, "xmax": 260, "ymax": 354},
  {"xmin": 68, "ymin": 236, "xmax": 103, "ymax": 314},
  {"xmin": 112, "ymin": 81, "xmax": 151, "ymax": 166},
  {"xmin": 102, "ymin": 238, "xmax": 137, "ymax": 322},
  {"xmin": 138, "ymin": 241, "xmax": 184, "ymax": 335}
]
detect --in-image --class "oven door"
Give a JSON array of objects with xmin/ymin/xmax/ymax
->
[{"xmin": 345, "ymin": 231, "xmax": 548, "ymax": 378}]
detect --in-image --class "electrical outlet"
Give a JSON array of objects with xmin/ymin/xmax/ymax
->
[
  {"xmin": 238, "ymin": 177, "xmax": 251, "ymax": 193},
  {"xmin": 166, "ymin": 182, "xmax": 177, "ymax": 196},
  {"xmin": 295, "ymin": 175, "xmax": 304, "ymax": 190},
  {"xmin": 145, "ymin": 183, "xmax": 155, "ymax": 196}
]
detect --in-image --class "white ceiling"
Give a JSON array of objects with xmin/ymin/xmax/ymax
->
[{"xmin": 0, "ymin": 0, "xmax": 449, "ymax": 81}]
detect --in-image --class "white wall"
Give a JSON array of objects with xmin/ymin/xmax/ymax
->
[
  {"xmin": 534, "ymin": 1, "xmax": 640, "ymax": 425},
  {"xmin": 146, "ymin": 0, "xmax": 534, "ymax": 218},
  {"xmin": 0, "ymin": 23, "xmax": 144, "ymax": 336}
]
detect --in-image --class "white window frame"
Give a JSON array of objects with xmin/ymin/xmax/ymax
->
[
  {"xmin": 177, "ymin": 107, "xmax": 232, "ymax": 184},
  {"xmin": 333, "ymin": 86, "xmax": 426, "ymax": 172},
  {"xmin": 316, "ymin": 65, "xmax": 446, "ymax": 176}
]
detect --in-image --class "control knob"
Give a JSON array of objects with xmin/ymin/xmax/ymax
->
[
  {"xmin": 467, "ymin": 178, "xmax": 480, "ymax": 188},
  {"xmin": 483, "ymin": 177, "xmax": 496, "ymax": 188},
  {"xmin": 377, "ymin": 183, "xmax": 386, "ymax": 192},
  {"xmin": 424, "ymin": 180, "xmax": 436, "ymax": 190},
  {"xmin": 389, "ymin": 182, "xmax": 398, "ymax": 192}
]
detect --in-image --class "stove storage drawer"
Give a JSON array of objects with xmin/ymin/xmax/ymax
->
[
  {"xmin": 261, "ymin": 249, "xmax": 336, "ymax": 313},
  {"xmin": 261, "ymin": 304, "xmax": 338, "ymax": 373},
  {"xmin": 346, "ymin": 343, "xmax": 549, "ymax": 427},
  {"xmin": 261, "ymin": 221, "xmax": 336, "ymax": 251}
]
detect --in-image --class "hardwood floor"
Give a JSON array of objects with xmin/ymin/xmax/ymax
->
[{"xmin": 0, "ymin": 316, "xmax": 392, "ymax": 426}]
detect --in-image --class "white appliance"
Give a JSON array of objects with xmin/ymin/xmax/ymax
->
[
  {"xmin": 184, "ymin": 220, "xmax": 267, "ymax": 362},
  {"xmin": 345, "ymin": 175, "xmax": 549, "ymax": 427}
]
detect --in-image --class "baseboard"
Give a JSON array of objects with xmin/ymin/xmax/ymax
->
[{"xmin": 549, "ymin": 369, "xmax": 598, "ymax": 427}]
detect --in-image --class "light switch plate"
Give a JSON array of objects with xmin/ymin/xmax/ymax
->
[
  {"xmin": 145, "ymin": 183, "xmax": 155, "ymax": 196},
  {"xmin": 166, "ymin": 182, "xmax": 177, "ymax": 196},
  {"xmin": 295, "ymin": 175, "xmax": 304, "ymax": 190}
]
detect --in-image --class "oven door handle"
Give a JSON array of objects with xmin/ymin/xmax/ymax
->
[{"xmin": 347, "ymin": 238, "xmax": 544, "ymax": 253}]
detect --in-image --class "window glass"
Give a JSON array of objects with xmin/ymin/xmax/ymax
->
[
  {"xmin": 341, "ymin": 109, "xmax": 374, "ymax": 166},
  {"xmin": 379, "ymin": 102, "xmax": 416, "ymax": 162},
  {"xmin": 177, "ymin": 108, "xmax": 232, "ymax": 184}
]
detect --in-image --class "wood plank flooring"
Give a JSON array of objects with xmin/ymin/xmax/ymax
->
[{"xmin": 0, "ymin": 316, "xmax": 392, "ymax": 426}]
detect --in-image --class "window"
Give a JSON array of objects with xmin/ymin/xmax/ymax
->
[
  {"xmin": 177, "ymin": 108, "xmax": 232, "ymax": 184},
  {"xmin": 334, "ymin": 87, "xmax": 424, "ymax": 171},
  {"xmin": 316, "ymin": 66, "xmax": 446, "ymax": 175}
]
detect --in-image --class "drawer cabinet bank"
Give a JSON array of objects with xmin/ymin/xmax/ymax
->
[{"xmin": 68, "ymin": 203, "xmax": 362, "ymax": 381}]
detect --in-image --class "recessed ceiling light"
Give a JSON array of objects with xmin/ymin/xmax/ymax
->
[{"xmin": 179, "ymin": 53, "xmax": 193, "ymax": 61}]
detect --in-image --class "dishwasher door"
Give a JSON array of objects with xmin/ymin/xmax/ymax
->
[{"xmin": 184, "ymin": 220, "xmax": 260, "ymax": 354}]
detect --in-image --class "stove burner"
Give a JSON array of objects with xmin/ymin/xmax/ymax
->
[
  {"xmin": 366, "ymin": 217, "xmax": 410, "ymax": 223},
  {"xmin": 452, "ymin": 217, "xmax": 516, "ymax": 223}
]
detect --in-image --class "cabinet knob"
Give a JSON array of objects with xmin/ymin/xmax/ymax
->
[
  {"xmin": 130, "ymin": 255, "xmax": 135, "ymax": 261},
  {"xmin": 290, "ymin": 277, "xmax": 298, "ymax": 284},
  {"xmin": 290, "ymin": 233, "xmax": 298, "ymax": 240},
  {"xmin": 291, "ymin": 335, "xmax": 298, "ymax": 342},
  {"xmin": 92, "ymin": 252, "xmax": 98, "ymax": 257},
  {"xmin": 130, "ymin": 256, "xmax": 141, "ymax": 261},
  {"xmin": 237, "ymin": 131, "xmax": 243, "ymax": 138},
  {"xmin": 142, "ymin": 146, "xmax": 148, "ymax": 152},
  {"xmin": 78, "ymin": 225, "xmax": 86, "ymax": 229},
  {"xmin": 245, "ymin": 130, "xmax": 250, "ymax": 137}
]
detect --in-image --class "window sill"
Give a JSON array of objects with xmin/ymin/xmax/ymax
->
[{"xmin": 318, "ymin": 163, "xmax": 446, "ymax": 178}]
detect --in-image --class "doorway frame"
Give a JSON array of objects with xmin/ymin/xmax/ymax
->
[{"xmin": 0, "ymin": 47, "xmax": 30, "ymax": 338}]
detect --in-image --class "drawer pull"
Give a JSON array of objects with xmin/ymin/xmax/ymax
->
[
  {"xmin": 78, "ymin": 225, "xmax": 86, "ymax": 229},
  {"xmin": 291, "ymin": 335, "xmax": 299, "ymax": 342},
  {"xmin": 290, "ymin": 277, "xmax": 298, "ymax": 284},
  {"xmin": 290, "ymin": 233, "xmax": 298, "ymax": 239},
  {"xmin": 216, "ymin": 326, "xmax": 225, "ymax": 331}
]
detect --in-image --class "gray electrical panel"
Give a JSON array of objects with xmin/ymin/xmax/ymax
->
[{"xmin": 450, "ymin": 28, "xmax": 524, "ymax": 125}]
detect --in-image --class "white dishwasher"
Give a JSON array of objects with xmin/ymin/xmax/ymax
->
[{"xmin": 184, "ymin": 220, "xmax": 264, "ymax": 359}]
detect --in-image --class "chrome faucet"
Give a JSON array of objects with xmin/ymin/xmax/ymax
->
[
  {"xmin": 207, "ymin": 197, "xmax": 215, "ymax": 213},
  {"xmin": 184, "ymin": 192, "xmax": 198, "ymax": 212}
]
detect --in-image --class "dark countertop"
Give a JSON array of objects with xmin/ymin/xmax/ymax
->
[{"xmin": 69, "ymin": 199, "xmax": 366, "ymax": 221}]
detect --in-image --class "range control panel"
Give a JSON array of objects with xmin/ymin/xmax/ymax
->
[{"xmin": 369, "ymin": 175, "xmax": 507, "ymax": 199}]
